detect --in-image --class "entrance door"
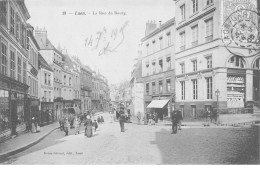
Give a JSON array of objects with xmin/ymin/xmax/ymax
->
[{"xmin": 191, "ymin": 105, "xmax": 196, "ymax": 119}]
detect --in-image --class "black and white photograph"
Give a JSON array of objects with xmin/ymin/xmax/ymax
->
[{"xmin": 0, "ymin": 0, "xmax": 260, "ymax": 165}]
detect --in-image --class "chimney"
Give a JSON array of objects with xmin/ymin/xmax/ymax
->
[
  {"xmin": 35, "ymin": 27, "xmax": 47, "ymax": 47},
  {"xmin": 145, "ymin": 20, "xmax": 157, "ymax": 36}
]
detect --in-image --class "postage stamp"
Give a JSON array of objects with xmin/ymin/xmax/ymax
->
[{"xmin": 222, "ymin": 9, "xmax": 260, "ymax": 58}]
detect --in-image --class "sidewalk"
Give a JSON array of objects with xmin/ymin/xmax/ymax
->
[{"xmin": 0, "ymin": 122, "xmax": 59, "ymax": 161}]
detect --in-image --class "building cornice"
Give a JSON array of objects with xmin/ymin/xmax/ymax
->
[
  {"xmin": 176, "ymin": 7, "xmax": 216, "ymax": 30},
  {"xmin": 141, "ymin": 17, "xmax": 175, "ymax": 42}
]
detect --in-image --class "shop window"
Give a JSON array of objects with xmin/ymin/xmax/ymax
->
[
  {"xmin": 0, "ymin": 90, "xmax": 9, "ymax": 132},
  {"xmin": 228, "ymin": 56, "xmax": 245, "ymax": 68}
]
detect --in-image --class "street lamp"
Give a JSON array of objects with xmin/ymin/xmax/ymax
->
[{"xmin": 215, "ymin": 89, "xmax": 220, "ymax": 125}]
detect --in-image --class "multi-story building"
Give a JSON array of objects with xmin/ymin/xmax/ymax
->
[
  {"xmin": 27, "ymin": 24, "xmax": 39, "ymax": 122},
  {"xmin": 0, "ymin": 0, "xmax": 30, "ymax": 136},
  {"xmin": 174, "ymin": 0, "xmax": 259, "ymax": 119},
  {"xmin": 91, "ymin": 71, "xmax": 100, "ymax": 113},
  {"xmin": 61, "ymin": 65, "xmax": 74, "ymax": 108},
  {"xmin": 80, "ymin": 65, "xmax": 92, "ymax": 113},
  {"xmin": 141, "ymin": 18, "xmax": 175, "ymax": 119},
  {"xmin": 38, "ymin": 53, "xmax": 53, "ymax": 124},
  {"xmin": 35, "ymin": 28, "xmax": 63, "ymax": 121},
  {"xmin": 130, "ymin": 52, "xmax": 144, "ymax": 123},
  {"xmin": 69, "ymin": 56, "xmax": 81, "ymax": 109}
]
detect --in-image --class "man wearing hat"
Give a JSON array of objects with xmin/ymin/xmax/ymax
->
[
  {"xmin": 171, "ymin": 110, "xmax": 178, "ymax": 134},
  {"xmin": 119, "ymin": 107, "xmax": 126, "ymax": 132}
]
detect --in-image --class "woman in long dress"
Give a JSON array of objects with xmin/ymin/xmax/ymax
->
[{"xmin": 84, "ymin": 115, "xmax": 93, "ymax": 137}]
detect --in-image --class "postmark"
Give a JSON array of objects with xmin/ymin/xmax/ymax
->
[{"xmin": 222, "ymin": 9, "xmax": 260, "ymax": 58}]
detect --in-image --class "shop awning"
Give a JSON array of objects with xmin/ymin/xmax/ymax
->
[{"xmin": 147, "ymin": 99, "xmax": 170, "ymax": 108}]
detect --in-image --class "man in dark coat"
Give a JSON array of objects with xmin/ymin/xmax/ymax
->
[
  {"xmin": 119, "ymin": 107, "xmax": 126, "ymax": 132},
  {"xmin": 171, "ymin": 110, "xmax": 178, "ymax": 134},
  {"xmin": 176, "ymin": 109, "xmax": 183, "ymax": 130}
]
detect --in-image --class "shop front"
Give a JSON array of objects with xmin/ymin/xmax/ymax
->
[
  {"xmin": 227, "ymin": 69, "xmax": 246, "ymax": 108},
  {"xmin": 0, "ymin": 75, "xmax": 29, "ymax": 137},
  {"xmin": 146, "ymin": 99, "xmax": 170, "ymax": 120},
  {"xmin": 40, "ymin": 102, "xmax": 54, "ymax": 125}
]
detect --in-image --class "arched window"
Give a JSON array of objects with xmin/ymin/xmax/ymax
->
[
  {"xmin": 253, "ymin": 58, "xmax": 260, "ymax": 69},
  {"xmin": 227, "ymin": 56, "xmax": 245, "ymax": 68}
]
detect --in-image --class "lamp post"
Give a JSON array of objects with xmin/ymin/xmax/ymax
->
[{"xmin": 215, "ymin": 89, "xmax": 220, "ymax": 125}]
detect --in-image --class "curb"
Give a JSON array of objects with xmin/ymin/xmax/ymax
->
[{"xmin": 0, "ymin": 126, "xmax": 59, "ymax": 161}]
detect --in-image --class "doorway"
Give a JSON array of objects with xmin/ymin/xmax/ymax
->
[{"xmin": 191, "ymin": 105, "xmax": 196, "ymax": 119}]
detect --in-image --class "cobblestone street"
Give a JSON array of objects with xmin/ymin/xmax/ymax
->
[{"xmin": 1, "ymin": 115, "xmax": 259, "ymax": 165}]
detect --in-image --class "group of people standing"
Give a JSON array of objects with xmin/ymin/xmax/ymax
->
[{"xmin": 60, "ymin": 114, "xmax": 99, "ymax": 137}]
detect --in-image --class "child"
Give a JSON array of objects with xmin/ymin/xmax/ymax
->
[{"xmin": 92, "ymin": 120, "xmax": 98, "ymax": 132}]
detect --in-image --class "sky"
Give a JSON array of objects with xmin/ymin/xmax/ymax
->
[{"xmin": 25, "ymin": 0, "xmax": 175, "ymax": 85}]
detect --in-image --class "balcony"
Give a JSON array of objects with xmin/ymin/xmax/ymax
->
[
  {"xmin": 180, "ymin": 45, "xmax": 185, "ymax": 51},
  {"xmin": 205, "ymin": 35, "xmax": 213, "ymax": 42},
  {"xmin": 192, "ymin": 41, "xmax": 198, "ymax": 47}
]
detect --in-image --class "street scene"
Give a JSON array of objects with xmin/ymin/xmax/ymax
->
[
  {"xmin": 1, "ymin": 112, "xmax": 259, "ymax": 164},
  {"xmin": 0, "ymin": 0, "xmax": 260, "ymax": 165}
]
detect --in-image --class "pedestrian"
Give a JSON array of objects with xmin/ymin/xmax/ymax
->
[
  {"xmin": 84, "ymin": 115, "xmax": 93, "ymax": 137},
  {"xmin": 152, "ymin": 112, "xmax": 156, "ymax": 125},
  {"xmin": 101, "ymin": 116, "xmax": 104, "ymax": 123},
  {"xmin": 64, "ymin": 118, "xmax": 70, "ymax": 136},
  {"xmin": 171, "ymin": 110, "xmax": 178, "ymax": 134},
  {"xmin": 116, "ymin": 110, "xmax": 120, "ymax": 120},
  {"xmin": 206, "ymin": 108, "xmax": 213, "ymax": 123},
  {"xmin": 155, "ymin": 112, "xmax": 158, "ymax": 123},
  {"xmin": 147, "ymin": 113, "xmax": 152, "ymax": 126},
  {"xmin": 31, "ymin": 117, "xmax": 37, "ymax": 133},
  {"xmin": 177, "ymin": 109, "xmax": 183, "ymax": 130},
  {"xmin": 119, "ymin": 107, "xmax": 126, "ymax": 132},
  {"xmin": 59, "ymin": 116, "xmax": 64, "ymax": 131},
  {"xmin": 74, "ymin": 117, "xmax": 80, "ymax": 135},
  {"xmin": 97, "ymin": 116, "xmax": 101, "ymax": 124},
  {"xmin": 212, "ymin": 108, "xmax": 218, "ymax": 124},
  {"xmin": 143, "ymin": 113, "xmax": 148, "ymax": 125},
  {"xmin": 137, "ymin": 112, "xmax": 141, "ymax": 125},
  {"xmin": 92, "ymin": 120, "xmax": 98, "ymax": 132}
]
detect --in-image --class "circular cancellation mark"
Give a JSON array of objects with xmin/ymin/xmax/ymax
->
[{"xmin": 222, "ymin": 9, "xmax": 260, "ymax": 58}]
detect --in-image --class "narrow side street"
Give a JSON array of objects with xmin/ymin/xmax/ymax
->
[{"xmin": 1, "ymin": 114, "xmax": 259, "ymax": 165}]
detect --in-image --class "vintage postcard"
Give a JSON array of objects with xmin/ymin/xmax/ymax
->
[{"xmin": 0, "ymin": 0, "xmax": 259, "ymax": 165}]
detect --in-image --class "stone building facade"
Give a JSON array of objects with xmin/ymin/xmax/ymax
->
[
  {"xmin": 174, "ymin": 0, "xmax": 259, "ymax": 119},
  {"xmin": 141, "ymin": 18, "xmax": 175, "ymax": 119}
]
